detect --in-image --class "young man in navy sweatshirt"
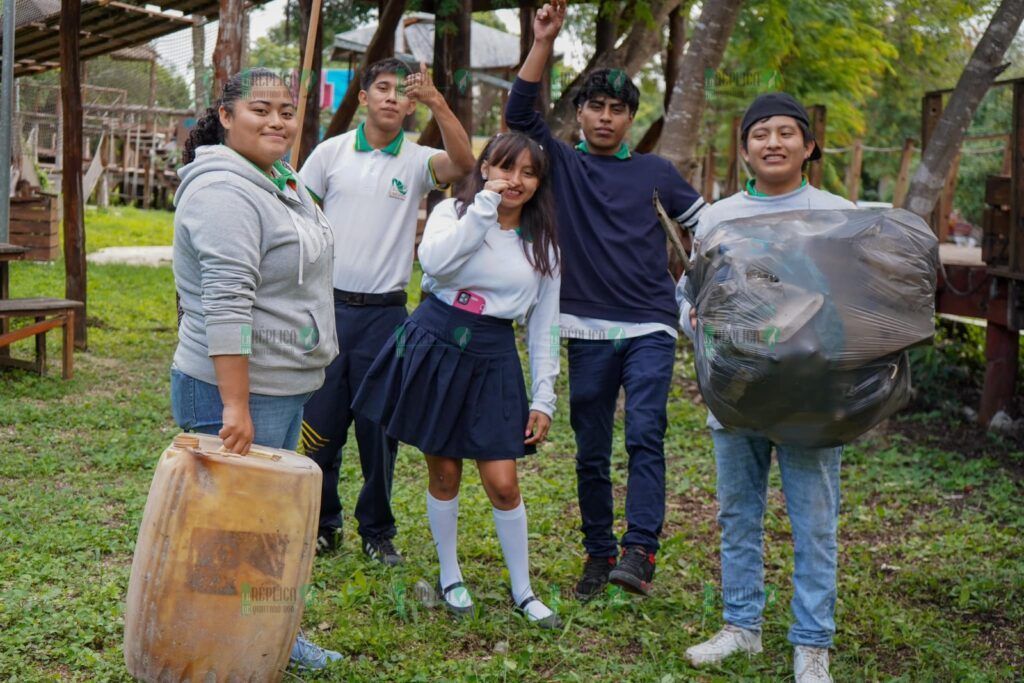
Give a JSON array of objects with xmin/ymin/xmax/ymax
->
[{"xmin": 506, "ymin": 0, "xmax": 706, "ymax": 599}]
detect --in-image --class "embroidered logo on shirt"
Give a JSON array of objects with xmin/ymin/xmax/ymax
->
[{"xmin": 388, "ymin": 177, "xmax": 408, "ymax": 200}]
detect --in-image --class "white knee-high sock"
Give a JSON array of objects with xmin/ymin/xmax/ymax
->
[
  {"xmin": 427, "ymin": 492, "xmax": 463, "ymax": 591},
  {"xmin": 493, "ymin": 500, "xmax": 552, "ymax": 620}
]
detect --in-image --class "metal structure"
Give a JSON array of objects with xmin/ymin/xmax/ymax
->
[{"xmin": 926, "ymin": 78, "xmax": 1024, "ymax": 425}]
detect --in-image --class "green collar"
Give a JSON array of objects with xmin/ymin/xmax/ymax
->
[
  {"xmin": 575, "ymin": 139, "xmax": 631, "ymax": 160},
  {"xmin": 746, "ymin": 175, "xmax": 808, "ymax": 197},
  {"xmin": 355, "ymin": 121, "xmax": 403, "ymax": 156},
  {"xmin": 247, "ymin": 156, "xmax": 297, "ymax": 193}
]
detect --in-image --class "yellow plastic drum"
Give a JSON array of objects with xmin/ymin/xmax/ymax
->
[{"xmin": 124, "ymin": 434, "xmax": 322, "ymax": 682}]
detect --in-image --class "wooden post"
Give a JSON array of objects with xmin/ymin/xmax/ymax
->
[
  {"xmin": 292, "ymin": 0, "xmax": 323, "ymax": 167},
  {"xmin": 725, "ymin": 115, "xmax": 740, "ymax": 196},
  {"xmin": 845, "ymin": 138, "xmax": 863, "ymax": 202},
  {"xmin": 935, "ymin": 151, "xmax": 961, "ymax": 243},
  {"xmin": 147, "ymin": 57, "xmax": 157, "ymax": 131},
  {"xmin": 212, "ymin": 0, "xmax": 244, "ymax": 97},
  {"xmin": 192, "ymin": 17, "xmax": 207, "ymax": 113},
  {"xmin": 60, "ymin": 0, "xmax": 87, "ymax": 349},
  {"xmin": 922, "ymin": 91, "xmax": 945, "ymax": 234},
  {"xmin": 892, "ymin": 137, "xmax": 915, "ymax": 208},
  {"xmin": 979, "ymin": 320, "xmax": 1019, "ymax": 425},
  {"xmin": 808, "ymin": 104, "xmax": 826, "ymax": 188},
  {"xmin": 702, "ymin": 143, "xmax": 715, "ymax": 200}
]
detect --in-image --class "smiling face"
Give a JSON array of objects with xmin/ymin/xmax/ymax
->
[
  {"xmin": 219, "ymin": 79, "xmax": 297, "ymax": 172},
  {"xmin": 482, "ymin": 148, "xmax": 540, "ymax": 212},
  {"xmin": 359, "ymin": 71, "xmax": 417, "ymax": 134},
  {"xmin": 741, "ymin": 115, "xmax": 815, "ymax": 187},
  {"xmin": 576, "ymin": 95, "xmax": 633, "ymax": 154}
]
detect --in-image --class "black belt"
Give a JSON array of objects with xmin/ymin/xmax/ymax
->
[{"xmin": 334, "ymin": 288, "xmax": 408, "ymax": 306}]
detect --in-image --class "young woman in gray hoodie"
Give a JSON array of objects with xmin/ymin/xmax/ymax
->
[{"xmin": 171, "ymin": 68, "xmax": 341, "ymax": 670}]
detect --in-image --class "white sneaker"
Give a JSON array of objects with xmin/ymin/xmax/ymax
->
[
  {"xmin": 794, "ymin": 645, "xmax": 833, "ymax": 683},
  {"xmin": 685, "ymin": 624, "xmax": 763, "ymax": 666}
]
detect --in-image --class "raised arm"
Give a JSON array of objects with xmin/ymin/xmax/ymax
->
[
  {"xmin": 418, "ymin": 189, "xmax": 502, "ymax": 277},
  {"xmin": 519, "ymin": 0, "xmax": 565, "ymax": 83},
  {"xmin": 405, "ymin": 63, "xmax": 475, "ymax": 185},
  {"xmin": 505, "ymin": 1, "xmax": 566, "ymax": 143}
]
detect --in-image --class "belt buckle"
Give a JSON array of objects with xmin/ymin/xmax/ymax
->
[{"xmin": 351, "ymin": 293, "xmax": 366, "ymax": 306}]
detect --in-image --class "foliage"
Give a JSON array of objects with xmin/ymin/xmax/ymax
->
[{"xmin": 0, "ymin": 210, "xmax": 1021, "ymax": 680}]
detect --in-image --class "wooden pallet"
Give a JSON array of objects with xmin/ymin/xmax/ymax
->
[{"xmin": 9, "ymin": 196, "xmax": 60, "ymax": 261}]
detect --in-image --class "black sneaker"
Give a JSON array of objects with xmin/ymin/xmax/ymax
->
[
  {"xmin": 608, "ymin": 545, "xmax": 656, "ymax": 595},
  {"xmin": 316, "ymin": 527, "xmax": 342, "ymax": 555},
  {"xmin": 574, "ymin": 555, "xmax": 617, "ymax": 601},
  {"xmin": 362, "ymin": 537, "xmax": 404, "ymax": 566}
]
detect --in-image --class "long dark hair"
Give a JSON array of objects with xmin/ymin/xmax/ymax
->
[
  {"xmin": 454, "ymin": 132, "xmax": 559, "ymax": 277},
  {"xmin": 183, "ymin": 68, "xmax": 290, "ymax": 164}
]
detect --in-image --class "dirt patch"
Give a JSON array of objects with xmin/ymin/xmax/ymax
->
[{"xmin": 884, "ymin": 416, "xmax": 1024, "ymax": 482}]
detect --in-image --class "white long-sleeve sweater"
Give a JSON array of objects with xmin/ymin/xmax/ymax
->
[{"xmin": 419, "ymin": 190, "xmax": 561, "ymax": 417}]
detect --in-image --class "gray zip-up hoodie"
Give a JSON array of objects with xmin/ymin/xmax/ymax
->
[{"xmin": 172, "ymin": 144, "xmax": 338, "ymax": 396}]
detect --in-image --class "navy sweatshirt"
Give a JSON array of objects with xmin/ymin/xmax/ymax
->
[{"xmin": 505, "ymin": 77, "xmax": 706, "ymax": 328}]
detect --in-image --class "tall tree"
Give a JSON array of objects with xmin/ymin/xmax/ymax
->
[
  {"xmin": 656, "ymin": 0, "xmax": 744, "ymax": 181},
  {"xmin": 904, "ymin": 0, "xmax": 1024, "ymax": 219},
  {"xmin": 212, "ymin": 0, "xmax": 245, "ymax": 97}
]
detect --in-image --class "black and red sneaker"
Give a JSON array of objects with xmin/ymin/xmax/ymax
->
[
  {"xmin": 574, "ymin": 555, "xmax": 617, "ymax": 601},
  {"xmin": 609, "ymin": 545, "xmax": 656, "ymax": 595}
]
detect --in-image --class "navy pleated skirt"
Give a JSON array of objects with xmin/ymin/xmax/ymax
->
[{"xmin": 352, "ymin": 294, "xmax": 536, "ymax": 460}]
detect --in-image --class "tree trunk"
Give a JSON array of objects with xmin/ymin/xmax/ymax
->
[
  {"xmin": 595, "ymin": 1, "xmax": 617, "ymax": 54},
  {"xmin": 419, "ymin": 0, "xmax": 473, "ymax": 149},
  {"xmin": 904, "ymin": 0, "xmax": 1024, "ymax": 219},
  {"xmin": 296, "ymin": 0, "xmax": 323, "ymax": 165},
  {"xmin": 545, "ymin": 0, "xmax": 682, "ymax": 141},
  {"xmin": 212, "ymin": 0, "xmax": 245, "ymax": 98},
  {"xmin": 324, "ymin": 0, "xmax": 407, "ymax": 138},
  {"xmin": 635, "ymin": 2, "xmax": 685, "ymax": 153},
  {"xmin": 657, "ymin": 0, "xmax": 744, "ymax": 182},
  {"xmin": 60, "ymin": 0, "xmax": 87, "ymax": 348}
]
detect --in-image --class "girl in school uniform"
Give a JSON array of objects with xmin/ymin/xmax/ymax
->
[{"xmin": 352, "ymin": 132, "xmax": 562, "ymax": 628}]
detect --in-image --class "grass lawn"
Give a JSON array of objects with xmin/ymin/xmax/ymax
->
[{"xmin": 0, "ymin": 206, "xmax": 1021, "ymax": 681}]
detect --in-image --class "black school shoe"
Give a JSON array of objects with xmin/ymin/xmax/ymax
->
[
  {"xmin": 512, "ymin": 591, "xmax": 563, "ymax": 630},
  {"xmin": 574, "ymin": 555, "xmax": 617, "ymax": 601},
  {"xmin": 362, "ymin": 537, "xmax": 404, "ymax": 566},
  {"xmin": 316, "ymin": 527, "xmax": 342, "ymax": 555},
  {"xmin": 608, "ymin": 545, "xmax": 656, "ymax": 595},
  {"xmin": 437, "ymin": 580, "xmax": 474, "ymax": 618}
]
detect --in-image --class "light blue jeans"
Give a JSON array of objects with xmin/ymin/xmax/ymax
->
[
  {"xmin": 170, "ymin": 367, "xmax": 311, "ymax": 450},
  {"xmin": 711, "ymin": 428, "xmax": 842, "ymax": 648}
]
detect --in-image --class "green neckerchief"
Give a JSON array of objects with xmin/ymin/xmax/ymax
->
[
  {"xmin": 355, "ymin": 121, "xmax": 404, "ymax": 155},
  {"xmin": 575, "ymin": 139, "xmax": 631, "ymax": 160},
  {"xmin": 746, "ymin": 175, "xmax": 808, "ymax": 197}
]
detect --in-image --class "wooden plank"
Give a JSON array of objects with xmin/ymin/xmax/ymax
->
[
  {"xmin": 9, "ymin": 203, "xmax": 57, "ymax": 221},
  {"xmin": 0, "ymin": 317, "xmax": 65, "ymax": 349},
  {"xmin": 23, "ymin": 246, "xmax": 61, "ymax": 261},
  {"xmin": 10, "ymin": 220, "xmax": 58, "ymax": 235},
  {"xmin": 10, "ymin": 234, "xmax": 59, "ymax": 249},
  {"xmin": 1011, "ymin": 81, "xmax": 1024, "ymax": 276}
]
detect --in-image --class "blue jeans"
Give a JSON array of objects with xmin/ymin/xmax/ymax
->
[
  {"xmin": 170, "ymin": 367, "xmax": 312, "ymax": 450},
  {"xmin": 711, "ymin": 428, "xmax": 842, "ymax": 648},
  {"xmin": 568, "ymin": 332, "xmax": 676, "ymax": 555}
]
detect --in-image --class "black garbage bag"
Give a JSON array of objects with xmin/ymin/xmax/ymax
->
[{"xmin": 686, "ymin": 208, "xmax": 939, "ymax": 447}]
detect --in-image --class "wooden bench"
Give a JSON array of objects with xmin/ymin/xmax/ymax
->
[{"xmin": 0, "ymin": 298, "xmax": 84, "ymax": 379}]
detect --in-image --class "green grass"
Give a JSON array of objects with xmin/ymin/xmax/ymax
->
[{"xmin": 1, "ymin": 208, "xmax": 1022, "ymax": 681}]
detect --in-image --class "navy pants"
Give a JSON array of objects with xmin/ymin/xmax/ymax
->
[
  {"xmin": 301, "ymin": 301, "xmax": 408, "ymax": 541},
  {"xmin": 568, "ymin": 332, "xmax": 676, "ymax": 556}
]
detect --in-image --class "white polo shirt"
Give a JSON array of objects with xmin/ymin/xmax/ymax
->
[{"xmin": 299, "ymin": 122, "xmax": 444, "ymax": 293}]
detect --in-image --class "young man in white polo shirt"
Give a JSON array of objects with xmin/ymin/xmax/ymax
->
[{"xmin": 299, "ymin": 58, "xmax": 475, "ymax": 565}]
